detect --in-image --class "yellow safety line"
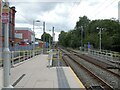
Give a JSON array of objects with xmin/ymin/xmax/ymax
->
[{"xmin": 69, "ymin": 67, "xmax": 86, "ymax": 89}]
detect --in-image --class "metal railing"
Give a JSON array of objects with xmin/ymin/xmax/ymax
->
[
  {"xmin": 0, "ymin": 49, "xmax": 42, "ymax": 67},
  {"xmin": 88, "ymin": 49, "xmax": 120, "ymax": 62},
  {"xmin": 9, "ymin": 44, "xmax": 39, "ymax": 51}
]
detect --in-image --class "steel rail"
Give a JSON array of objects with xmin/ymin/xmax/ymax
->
[{"xmin": 60, "ymin": 48, "xmax": 114, "ymax": 90}]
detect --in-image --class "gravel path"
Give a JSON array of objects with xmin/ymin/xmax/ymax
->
[
  {"xmin": 71, "ymin": 54, "xmax": 120, "ymax": 89},
  {"xmin": 63, "ymin": 56, "xmax": 103, "ymax": 88}
]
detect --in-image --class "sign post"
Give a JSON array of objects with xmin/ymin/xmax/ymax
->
[
  {"xmin": 2, "ymin": 2, "xmax": 13, "ymax": 88},
  {"xmin": 2, "ymin": 3, "xmax": 9, "ymax": 23}
]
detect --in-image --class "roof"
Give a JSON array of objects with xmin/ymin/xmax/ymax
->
[
  {"xmin": 15, "ymin": 27, "xmax": 34, "ymax": 33},
  {"xmin": 15, "ymin": 27, "xmax": 32, "ymax": 30}
]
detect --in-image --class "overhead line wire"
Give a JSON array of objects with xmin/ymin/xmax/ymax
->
[
  {"xmin": 93, "ymin": 0, "xmax": 117, "ymax": 19},
  {"xmin": 92, "ymin": 0, "xmax": 109, "ymax": 16}
]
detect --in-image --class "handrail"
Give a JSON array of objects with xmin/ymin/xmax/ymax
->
[
  {"xmin": 0, "ymin": 49, "xmax": 42, "ymax": 67},
  {"xmin": 89, "ymin": 49, "xmax": 120, "ymax": 61}
]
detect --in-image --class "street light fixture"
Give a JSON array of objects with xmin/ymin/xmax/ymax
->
[
  {"xmin": 52, "ymin": 27, "xmax": 55, "ymax": 51},
  {"xmin": 33, "ymin": 21, "xmax": 45, "ymax": 54},
  {"xmin": 33, "ymin": 20, "xmax": 40, "ymax": 56},
  {"xmin": 43, "ymin": 21, "xmax": 45, "ymax": 53},
  {"xmin": 96, "ymin": 27, "xmax": 104, "ymax": 52}
]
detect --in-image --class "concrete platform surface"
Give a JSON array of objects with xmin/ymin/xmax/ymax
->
[
  {"xmin": 0, "ymin": 54, "xmax": 85, "ymax": 89},
  {"xmin": 0, "ymin": 68, "xmax": 3, "ymax": 89}
]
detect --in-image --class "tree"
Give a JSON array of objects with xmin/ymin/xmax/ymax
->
[
  {"xmin": 41, "ymin": 32, "xmax": 52, "ymax": 44},
  {"xmin": 75, "ymin": 16, "xmax": 90, "ymax": 29},
  {"xmin": 58, "ymin": 16, "xmax": 120, "ymax": 52},
  {"xmin": 86, "ymin": 19, "xmax": 120, "ymax": 50},
  {"xmin": 58, "ymin": 31, "xmax": 67, "ymax": 46},
  {"xmin": 75, "ymin": 16, "xmax": 90, "ymax": 46}
]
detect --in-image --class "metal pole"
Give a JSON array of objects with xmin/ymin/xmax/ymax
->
[
  {"xmin": 52, "ymin": 27, "xmax": 54, "ymax": 51},
  {"xmin": 43, "ymin": 21, "xmax": 45, "ymax": 53},
  {"xmin": 57, "ymin": 49, "xmax": 60, "ymax": 66},
  {"xmin": 81, "ymin": 26, "xmax": 83, "ymax": 51},
  {"xmin": 49, "ymin": 30, "xmax": 51, "ymax": 51},
  {"xmin": 11, "ymin": 51, "xmax": 14, "ymax": 67},
  {"xmin": 96, "ymin": 27, "xmax": 102, "ymax": 52},
  {"xmin": 3, "ymin": 23, "xmax": 11, "ymax": 87},
  {"xmin": 33, "ymin": 20, "xmax": 35, "ymax": 57},
  {"xmin": 19, "ymin": 51, "xmax": 21, "ymax": 63},
  {"xmin": 100, "ymin": 28, "xmax": 102, "ymax": 52},
  {"xmin": 32, "ymin": 20, "xmax": 40, "ymax": 55},
  {"xmin": 2, "ymin": 1, "xmax": 13, "ymax": 88}
]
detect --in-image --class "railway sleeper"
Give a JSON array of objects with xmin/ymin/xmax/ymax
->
[
  {"xmin": 87, "ymin": 85, "xmax": 104, "ymax": 90},
  {"xmin": 107, "ymin": 66, "xmax": 120, "ymax": 69}
]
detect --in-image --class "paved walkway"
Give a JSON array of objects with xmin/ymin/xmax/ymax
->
[
  {"xmin": 0, "ymin": 54, "xmax": 85, "ymax": 89},
  {"xmin": 11, "ymin": 55, "xmax": 58, "ymax": 88},
  {"xmin": 0, "ymin": 68, "xmax": 3, "ymax": 89}
]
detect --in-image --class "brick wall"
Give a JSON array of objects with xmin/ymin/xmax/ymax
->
[
  {"xmin": 15, "ymin": 28, "xmax": 34, "ymax": 43},
  {"xmin": 0, "ymin": 0, "xmax": 2, "ymax": 49}
]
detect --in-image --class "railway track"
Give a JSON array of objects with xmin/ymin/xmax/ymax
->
[
  {"xmin": 60, "ymin": 48, "xmax": 120, "ymax": 90},
  {"xmin": 67, "ymin": 48, "xmax": 120, "ymax": 69},
  {"xmin": 66, "ymin": 48, "xmax": 120, "ymax": 77}
]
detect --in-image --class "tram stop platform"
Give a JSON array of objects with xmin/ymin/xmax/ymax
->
[{"xmin": 1, "ymin": 54, "xmax": 85, "ymax": 89}]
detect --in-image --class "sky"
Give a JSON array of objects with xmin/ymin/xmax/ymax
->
[{"xmin": 9, "ymin": 0, "xmax": 120, "ymax": 41}]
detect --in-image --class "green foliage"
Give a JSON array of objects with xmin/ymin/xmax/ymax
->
[
  {"xmin": 58, "ymin": 16, "xmax": 120, "ymax": 52},
  {"xmin": 84, "ymin": 33, "xmax": 99, "ymax": 48},
  {"xmin": 41, "ymin": 32, "xmax": 52, "ymax": 43},
  {"xmin": 58, "ymin": 31, "xmax": 67, "ymax": 46}
]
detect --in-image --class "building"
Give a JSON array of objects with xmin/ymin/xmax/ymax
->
[
  {"xmin": 15, "ymin": 27, "xmax": 35, "ymax": 44},
  {"xmin": 0, "ymin": 1, "xmax": 16, "ymax": 51},
  {"xmin": 0, "ymin": 0, "xmax": 2, "ymax": 60},
  {"xmin": 0, "ymin": 0, "xmax": 2, "ymax": 51},
  {"xmin": 1, "ymin": 6, "xmax": 16, "ymax": 48},
  {"xmin": 0, "ymin": 1, "xmax": 16, "ymax": 58},
  {"xmin": 9, "ymin": 6, "xmax": 16, "ymax": 46}
]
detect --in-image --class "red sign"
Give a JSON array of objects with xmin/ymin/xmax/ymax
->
[
  {"xmin": 2, "ymin": 3, "xmax": 9, "ymax": 23},
  {"xmin": 2, "ymin": 12, "xmax": 9, "ymax": 23}
]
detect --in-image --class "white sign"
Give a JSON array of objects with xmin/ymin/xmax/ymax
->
[
  {"xmin": 15, "ymin": 33, "xmax": 23, "ymax": 39},
  {"xmin": 24, "ymin": 39, "xmax": 28, "ymax": 42},
  {"xmin": 31, "ymin": 35, "xmax": 34, "ymax": 41}
]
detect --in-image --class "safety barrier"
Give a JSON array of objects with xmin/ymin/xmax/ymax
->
[
  {"xmin": 88, "ymin": 49, "xmax": 120, "ymax": 62},
  {"xmin": 0, "ymin": 49, "xmax": 42, "ymax": 67},
  {"xmin": 9, "ymin": 44, "xmax": 39, "ymax": 51}
]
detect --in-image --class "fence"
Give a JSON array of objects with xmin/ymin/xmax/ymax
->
[
  {"xmin": 9, "ymin": 44, "xmax": 39, "ymax": 51},
  {"xmin": 88, "ymin": 49, "xmax": 120, "ymax": 62},
  {"xmin": 0, "ymin": 49, "xmax": 42, "ymax": 67}
]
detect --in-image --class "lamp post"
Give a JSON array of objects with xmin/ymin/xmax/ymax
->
[
  {"xmin": 43, "ymin": 21, "xmax": 45, "ymax": 53},
  {"xmin": 49, "ymin": 30, "xmax": 51, "ymax": 50},
  {"xmin": 81, "ymin": 26, "xmax": 83, "ymax": 51},
  {"xmin": 52, "ymin": 27, "xmax": 55, "ymax": 51},
  {"xmin": 96, "ymin": 27, "xmax": 104, "ymax": 52},
  {"xmin": 2, "ymin": 1, "xmax": 13, "ymax": 88},
  {"xmin": 33, "ymin": 20, "xmax": 40, "ymax": 56}
]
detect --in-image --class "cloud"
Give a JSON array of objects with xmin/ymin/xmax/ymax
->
[
  {"xmin": 88, "ymin": 1, "xmax": 99, "ymax": 6},
  {"xmin": 9, "ymin": 0, "xmax": 81, "ymax": 3},
  {"xmin": 9, "ymin": 0, "xmax": 119, "ymax": 41},
  {"xmin": 11, "ymin": 2, "xmax": 74, "ymax": 31},
  {"xmin": 11, "ymin": 2, "xmax": 58, "ymax": 19}
]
